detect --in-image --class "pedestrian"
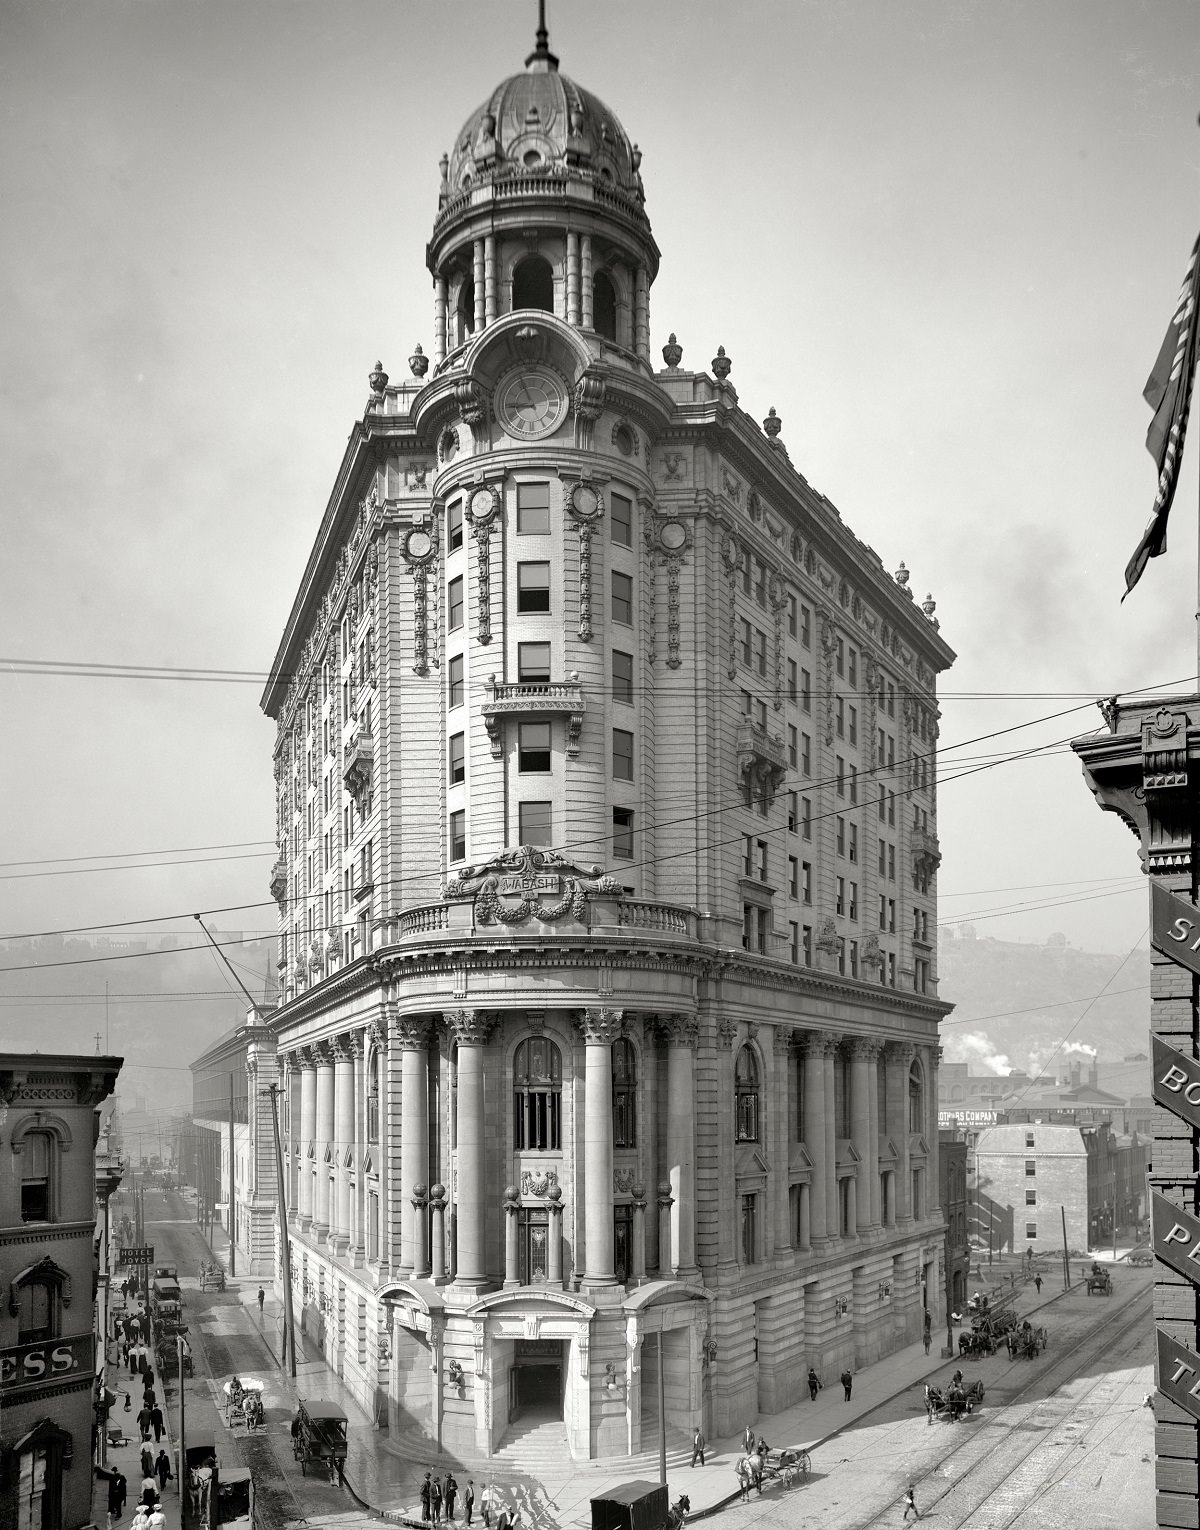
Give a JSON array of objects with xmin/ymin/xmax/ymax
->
[
  {"xmin": 807, "ymin": 1366, "xmax": 822, "ymax": 1401},
  {"xmin": 140, "ymin": 1446, "xmax": 155, "ymax": 1481},
  {"xmin": 923, "ymin": 1331, "xmax": 931, "ymax": 1356},
  {"xmin": 154, "ymin": 1450, "xmax": 172, "ymax": 1496},
  {"xmin": 1034, "ymin": 1274, "xmax": 1043, "ymax": 1295},
  {"xmin": 124, "ymin": 1391, "xmax": 132, "ymax": 1413},
  {"xmin": 742, "ymin": 1423, "xmax": 754, "ymax": 1454},
  {"xmin": 136, "ymin": 1405, "xmax": 152, "ymax": 1442},
  {"xmin": 128, "ymin": 1349, "xmax": 139, "ymax": 1376},
  {"xmin": 257, "ymin": 1286, "xmax": 265, "ymax": 1316},
  {"xmin": 481, "ymin": 1485, "xmax": 492, "ymax": 1529},
  {"xmin": 690, "ymin": 1427, "xmax": 705, "ymax": 1467},
  {"xmin": 109, "ymin": 1471, "xmax": 128, "ymax": 1521},
  {"xmin": 151, "ymin": 1405, "xmax": 164, "ymax": 1443},
  {"xmin": 841, "ymin": 1368, "xmax": 853, "ymax": 1401},
  {"xmin": 431, "ymin": 1475, "xmax": 444, "ymax": 1527},
  {"xmin": 495, "ymin": 1507, "xmax": 509, "ymax": 1530},
  {"xmin": 464, "ymin": 1480, "xmax": 475, "ymax": 1527},
  {"xmin": 140, "ymin": 1474, "xmax": 158, "ymax": 1509},
  {"xmin": 902, "ymin": 1482, "xmax": 920, "ymax": 1522},
  {"xmin": 420, "ymin": 1472, "xmax": 433, "ymax": 1524},
  {"xmin": 445, "ymin": 1472, "xmax": 458, "ymax": 1521},
  {"xmin": 147, "ymin": 1505, "xmax": 166, "ymax": 1530}
]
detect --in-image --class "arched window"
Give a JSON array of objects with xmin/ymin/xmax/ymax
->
[
  {"xmin": 612, "ymin": 1037, "xmax": 636, "ymax": 1148},
  {"xmin": 909, "ymin": 1060, "xmax": 924, "ymax": 1133},
  {"xmin": 593, "ymin": 271, "xmax": 617, "ymax": 340},
  {"xmin": 513, "ymin": 1037, "xmax": 562, "ymax": 1151},
  {"xmin": 457, "ymin": 277, "xmax": 475, "ymax": 345},
  {"xmin": 735, "ymin": 1045, "xmax": 760, "ymax": 1143},
  {"xmin": 19, "ymin": 1131, "xmax": 54, "ymax": 1223},
  {"xmin": 11, "ymin": 1257, "xmax": 69, "ymax": 1344},
  {"xmin": 512, "ymin": 255, "xmax": 554, "ymax": 313},
  {"xmin": 367, "ymin": 1050, "xmax": 380, "ymax": 1142}
]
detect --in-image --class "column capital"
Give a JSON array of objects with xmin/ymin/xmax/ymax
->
[
  {"xmin": 886, "ymin": 1040, "xmax": 917, "ymax": 1066},
  {"xmin": 657, "ymin": 1013, "xmax": 699, "ymax": 1049},
  {"xmin": 444, "ymin": 1008, "xmax": 496, "ymax": 1046},
  {"xmin": 716, "ymin": 1014, "xmax": 738, "ymax": 1051},
  {"xmin": 577, "ymin": 1007, "xmax": 624, "ymax": 1044},
  {"xmin": 334, "ymin": 1035, "xmax": 360, "ymax": 1063},
  {"xmin": 797, "ymin": 1029, "xmax": 836, "ymax": 1059},
  {"xmin": 393, "ymin": 1015, "xmax": 434, "ymax": 1050},
  {"xmin": 293, "ymin": 1044, "xmax": 316, "ymax": 1068},
  {"xmin": 312, "ymin": 1040, "xmax": 335, "ymax": 1066},
  {"xmin": 367, "ymin": 1018, "xmax": 389, "ymax": 1055},
  {"xmin": 772, "ymin": 1027, "xmax": 794, "ymax": 1058}
]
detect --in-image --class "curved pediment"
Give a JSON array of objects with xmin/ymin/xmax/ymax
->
[
  {"xmin": 622, "ymin": 1279, "xmax": 712, "ymax": 1313},
  {"xmin": 376, "ymin": 1280, "xmax": 445, "ymax": 1316},
  {"xmin": 466, "ymin": 1286, "xmax": 596, "ymax": 1320}
]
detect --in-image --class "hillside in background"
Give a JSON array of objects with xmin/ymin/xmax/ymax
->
[
  {"xmin": 0, "ymin": 925, "xmax": 276, "ymax": 1116},
  {"xmin": 938, "ymin": 926, "xmax": 1151, "ymax": 1094}
]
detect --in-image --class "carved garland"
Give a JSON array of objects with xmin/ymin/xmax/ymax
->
[
  {"xmin": 818, "ymin": 608, "xmax": 836, "ymax": 747},
  {"xmin": 769, "ymin": 572, "xmax": 785, "ymax": 710},
  {"xmin": 465, "ymin": 487, "xmax": 500, "ymax": 646},
  {"xmin": 722, "ymin": 533, "xmax": 740, "ymax": 681},
  {"xmin": 642, "ymin": 516, "xmax": 657, "ymax": 666},
  {"xmin": 402, "ymin": 525, "xmax": 439, "ymax": 677},
  {"xmin": 566, "ymin": 481, "xmax": 604, "ymax": 642}
]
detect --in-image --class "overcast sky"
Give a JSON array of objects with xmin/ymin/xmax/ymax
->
[{"xmin": 2, "ymin": 0, "xmax": 1198, "ymax": 1041}]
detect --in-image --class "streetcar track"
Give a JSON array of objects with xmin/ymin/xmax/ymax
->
[{"xmin": 880, "ymin": 1288, "xmax": 1150, "ymax": 1530}]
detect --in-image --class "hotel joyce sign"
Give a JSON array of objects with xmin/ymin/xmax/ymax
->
[{"xmin": 0, "ymin": 1332, "xmax": 93, "ymax": 1395}]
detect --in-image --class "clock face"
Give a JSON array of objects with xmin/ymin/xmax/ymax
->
[
  {"xmin": 571, "ymin": 483, "xmax": 600, "ymax": 519},
  {"xmin": 495, "ymin": 366, "xmax": 568, "ymax": 441},
  {"xmin": 470, "ymin": 488, "xmax": 495, "ymax": 518},
  {"xmin": 406, "ymin": 529, "xmax": 433, "ymax": 561},
  {"xmin": 660, "ymin": 521, "xmax": 686, "ymax": 551}
]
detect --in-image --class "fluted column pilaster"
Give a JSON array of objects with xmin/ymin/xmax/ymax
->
[
  {"xmin": 312, "ymin": 1042, "xmax": 335, "ymax": 1238},
  {"xmin": 849, "ymin": 1039, "xmax": 872, "ymax": 1235},
  {"xmin": 448, "ymin": 1009, "xmax": 492, "ymax": 1288},
  {"xmin": 298, "ymin": 1050, "xmax": 316, "ymax": 1227},
  {"xmin": 580, "ymin": 1008, "xmax": 623, "ymax": 1286},
  {"xmin": 800, "ymin": 1032, "xmax": 832, "ymax": 1244},
  {"xmin": 396, "ymin": 1016, "xmax": 432, "ymax": 1277},
  {"xmin": 660, "ymin": 1014, "xmax": 698, "ymax": 1276}
]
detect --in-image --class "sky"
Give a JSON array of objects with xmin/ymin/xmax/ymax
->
[{"xmin": 2, "ymin": 0, "xmax": 1199, "ymax": 1059}]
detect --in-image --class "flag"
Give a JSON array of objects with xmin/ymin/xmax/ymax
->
[{"xmin": 1124, "ymin": 233, "xmax": 1200, "ymax": 598}]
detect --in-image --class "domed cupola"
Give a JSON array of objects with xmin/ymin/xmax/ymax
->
[{"xmin": 426, "ymin": 5, "xmax": 660, "ymax": 372}]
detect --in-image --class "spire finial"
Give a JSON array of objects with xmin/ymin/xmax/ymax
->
[{"xmin": 526, "ymin": 0, "xmax": 558, "ymax": 70}]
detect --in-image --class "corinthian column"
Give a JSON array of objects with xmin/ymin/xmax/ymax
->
[
  {"xmin": 823, "ymin": 1041, "xmax": 837, "ymax": 1237},
  {"xmin": 396, "ymin": 1016, "xmax": 432, "ymax": 1276},
  {"xmin": 799, "ymin": 1032, "xmax": 830, "ymax": 1244},
  {"xmin": 660, "ymin": 1015, "xmax": 698, "ymax": 1276},
  {"xmin": 447, "ymin": 1009, "xmax": 492, "ymax": 1288},
  {"xmin": 331, "ymin": 1038, "xmax": 356, "ymax": 1253},
  {"xmin": 312, "ymin": 1043, "xmax": 335, "ymax": 1238},
  {"xmin": 297, "ymin": 1049, "xmax": 316, "ymax": 1228},
  {"xmin": 849, "ymin": 1039, "xmax": 872, "ymax": 1236},
  {"xmin": 867, "ymin": 1042, "xmax": 882, "ymax": 1230},
  {"xmin": 580, "ymin": 1008, "xmax": 623, "ymax": 1287}
]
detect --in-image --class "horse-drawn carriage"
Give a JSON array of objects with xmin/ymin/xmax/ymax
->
[
  {"xmin": 1009, "ymin": 1321, "xmax": 1047, "ymax": 1360},
  {"xmin": 223, "ymin": 1377, "xmax": 265, "ymax": 1430},
  {"xmin": 734, "ymin": 1443, "xmax": 812, "ymax": 1498},
  {"xmin": 925, "ymin": 1374, "xmax": 984, "ymax": 1422},
  {"xmin": 1085, "ymin": 1263, "xmax": 1113, "ymax": 1296},
  {"xmin": 958, "ymin": 1289, "xmax": 1019, "ymax": 1358},
  {"xmin": 200, "ymin": 1260, "xmax": 226, "ymax": 1293},
  {"xmin": 290, "ymin": 1398, "xmax": 348, "ymax": 1482}
]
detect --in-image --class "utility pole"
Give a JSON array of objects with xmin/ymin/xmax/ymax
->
[
  {"xmin": 177, "ymin": 1332, "xmax": 187, "ymax": 1510},
  {"xmin": 228, "ymin": 1073, "xmax": 236, "ymax": 1278},
  {"xmin": 1061, "ymin": 1205, "xmax": 1071, "ymax": 1291},
  {"xmin": 263, "ymin": 1084, "xmax": 297, "ymax": 1378},
  {"xmin": 656, "ymin": 1329, "xmax": 666, "ymax": 1486}
]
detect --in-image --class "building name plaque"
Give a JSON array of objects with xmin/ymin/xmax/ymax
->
[
  {"xmin": 498, "ymin": 875, "xmax": 559, "ymax": 895},
  {"xmin": 1150, "ymin": 882, "xmax": 1200, "ymax": 979},
  {"xmin": 0, "ymin": 1333, "xmax": 93, "ymax": 1395},
  {"xmin": 1152, "ymin": 1036, "xmax": 1200, "ymax": 1130},
  {"xmin": 1157, "ymin": 1326, "xmax": 1200, "ymax": 1422},
  {"xmin": 1151, "ymin": 1190, "xmax": 1200, "ymax": 1285}
]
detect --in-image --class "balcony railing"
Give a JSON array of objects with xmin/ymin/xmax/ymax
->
[
  {"xmin": 383, "ymin": 896, "xmax": 696, "ymax": 943},
  {"xmin": 482, "ymin": 676, "xmax": 586, "ymax": 759},
  {"xmin": 343, "ymin": 727, "xmax": 374, "ymax": 801},
  {"xmin": 912, "ymin": 825, "xmax": 941, "ymax": 872}
]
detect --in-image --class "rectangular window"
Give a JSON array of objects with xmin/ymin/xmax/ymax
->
[
  {"xmin": 611, "ymin": 490, "xmax": 633, "ymax": 547},
  {"xmin": 787, "ymin": 593, "xmax": 797, "ymax": 638},
  {"xmin": 448, "ymin": 654, "xmax": 464, "ymax": 708},
  {"xmin": 612, "ymin": 571, "xmax": 634, "ymax": 625},
  {"xmin": 849, "ymin": 824, "xmax": 858, "ymax": 863},
  {"xmin": 836, "ymin": 875, "xmax": 845, "ymax": 915},
  {"xmin": 613, "ymin": 728, "xmax": 634, "ymax": 780},
  {"xmin": 848, "ymin": 646, "xmax": 858, "ymax": 686},
  {"xmin": 740, "ymin": 618, "xmax": 753, "ymax": 667},
  {"xmin": 1025, "ymin": 1131, "xmax": 1035, "ymax": 1148},
  {"xmin": 878, "ymin": 785, "xmax": 887, "ymax": 822},
  {"xmin": 801, "ymin": 732, "xmax": 811, "ymax": 775},
  {"xmin": 517, "ymin": 561, "xmax": 551, "ymax": 612},
  {"xmin": 836, "ymin": 816, "xmax": 845, "ymax": 857},
  {"xmin": 741, "ymin": 1194, "xmax": 758, "ymax": 1264},
  {"xmin": 518, "ymin": 721, "xmax": 552, "ymax": 772},
  {"xmin": 790, "ymin": 920, "xmax": 800, "ymax": 963},
  {"xmin": 849, "ymin": 939, "xmax": 859, "ymax": 978},
  {"xmin": 835, "ymin": 635, "xmax": 845, "ymax": 677},
  {"xmin": 516, "ymin": 480, "xmax": 551, "ymax": 534},
  {"xmin": 742, "ymin": 904, "xmax": 768, "ymax": 954},
  {"xmin": 803, "ymin": 923, "xmax": 813, "ymax": 965},
  {"xmin": 836, "ymin": 756, "xmax": 845, "ymax": 797},
  {"xmin": 743, "ymin": 834, "xmax": 754, "ymax": 877},
  {"xmin": 836, "ymin": 696, "xmax": 845, "ymax": 737},
  {"xmin": 518, "ymin": 641, "xmax": 551, "ymax": 682},
  {"xmin": 20, "ymin": 1133, "xmax": 50, "ymax": 1223},
  {"xmin": 741, "ymin": 688, "xmax": 754, "ymax": 716},
  {"xmin": 449, "ymin": 732, "xmax": 465, "ymax": 785},
  {"xmin": 789, "ymin": 855, "xmax": 799, "ymax": 897},
  {"xmin": 448, "ymin": 574, "xmax": 464, "ymax": 631},
  {"xmin": 787, "ymin": 791, "xmax": 799, "ymax": 832},
  {"xmin": 914, "ymin": 957, "xmax": 929, "ymax": 994},
  {"xmin": 801, "ymin": 797, "xmax": 812, "ymax": 840},
  {"xmin": 788, "ymin": 725, "xmax": 798, "ymax": 767},
  {"xmin": 1025, "ymin": 1222, "xmax": 1037, "ymax": 1240},
  {"xmin": 613, "ymin": 649, "xmax": 634, "ymax": 705},
  {"xmin": 1025, "ymin": 1159, "xmax": 1036, "ymax": 1176},
  {"xmin": 755, "ymin": 629, "xmax": 767, "ymax": 676},
  {"xmin": 757, "ymin": 839, "xmax": 768, "ymax": 881},
  {"xmin": 447, "ymin": 497, "xmax": 463, "ymax": 552},
  {"xmin": 801, "ymin": 668, "xmax": 811, "ymax": 713},
  {"xmin": 802, "ymin": 861, "xmax": 812, "ymax": 904},
  {"xmin": 800, "ymin": 603, "xmax": 811, "ymax": 647},
  {"xmin": 449, "ymin": 809, "xmax": 466, "ymax": 862},
  {"xmin": 848, "ymin": 880, "xmax": 858, "ymax": 920},
  {"xmin": 1026, "ymin": 1189, "xmax": 1037, "ymax": 1206},
  {"xmin": 518, "ymin": 800, "xmax": 552, "ymax": 847},
  {"xmin": 612, "ymin": 807, "xmax": 634, "ymax": 859},
  {"xmin": 754, "ymin": 561, "xmax": 767, "ymax": 607},
  {"xmin": 787, "ymin": 658, "xmax": 797, "ymax": 702},
  {"xmin": 849, "ymin": 764, "xmax": 858, "ymax": 804},
  {"xmin": 848, "ymin": 704, "xmax": 858, "ymax": 745},
  {"xmin": 888, "ymin": 843, "xmax": 896, "ymax": 881}
]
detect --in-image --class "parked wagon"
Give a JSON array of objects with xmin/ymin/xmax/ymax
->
[
  {"xmin": 1009, "ymin": 1322, "xmax": 1047, "ymax": 1360},
  {"xmin": 925, "ymin": 1376, "xmax": 984, "ymax": 1422},
  {"xmin": 223, "ymin": 1377, "xmax": 265, "ymax": 1429},
  {"xmin": 200, "ymin": 1260, "xmax": 226, "ymax": 1292},
  {"xmin": 763, "ymin": 1445, "xmax": 812, "ymax": 1484},
  {"xmin": 290, "ymin": 1398, "xmax": 348, "ymax": 1482},
  {"xmin": 1085, "ymin": 1264, "xmax": 1113, "ymax": 1296}
]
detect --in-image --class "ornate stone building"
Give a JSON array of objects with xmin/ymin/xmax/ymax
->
[{"xmin": 254, "ymin": 16, "xmax": 954, "ymax": 1460}]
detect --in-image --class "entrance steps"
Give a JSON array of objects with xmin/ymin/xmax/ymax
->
[{"xmin": 493, "ymin": 1412, "xmax": 570, "ymax": 1466}]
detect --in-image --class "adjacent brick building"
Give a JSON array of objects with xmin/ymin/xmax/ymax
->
[
  {"xmin": 0, "ymin": 1053, "xmax": 121, "ymax": 1530},
  {"xmin": 974, "ymin": 1122, "xmax": 1088, "ymax": 1253},
  {"xmin": 245, "ymin": 16, "xmax": 955, "ymax": 1460}
]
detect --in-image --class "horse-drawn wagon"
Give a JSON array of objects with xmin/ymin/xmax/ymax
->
[
  {"xmin": 290, "ymin": 1398, "xmax": 348, "ymax": 1482},
  {"xmin": 925, "ymin": 1375, "xmax": 984, "ymax": 1422},
  {"xmin": 1085, "ymin": 1263, "xmax": 1113, "ymax": 1296}
]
